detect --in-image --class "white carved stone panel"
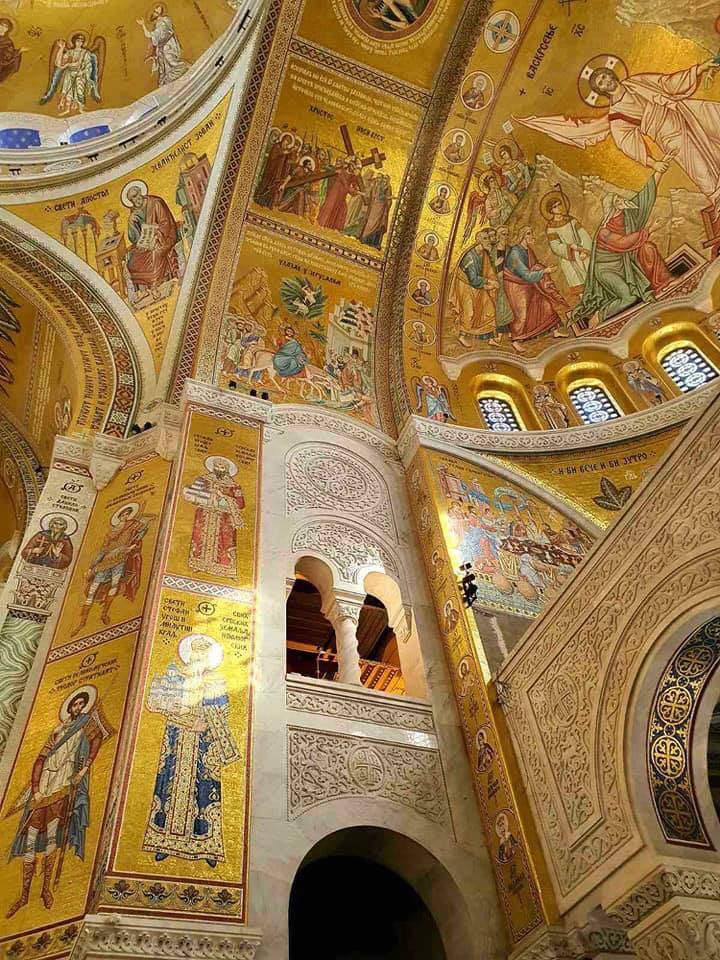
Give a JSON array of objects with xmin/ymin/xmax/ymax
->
[
  {"xmin": 286, "ymin": 443, "xmax": 397, "ymax": 539},
  {"xmin": 287, "ymin": 727, "xmax": 451, "ymax": 826},
  {"xmin": 291, "ymin": 520, "xmax": 399, "ymax": 583},
  {"xmin": 499, "ymin": 396, "xmax": 720, "ymax": 904},
  {"xmin": 286, "ymin": 680, "xmax": 435, "ymax": 733}
]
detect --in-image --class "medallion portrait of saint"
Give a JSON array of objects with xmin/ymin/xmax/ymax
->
[
  {"xmin": 73, "ymin": 501, "xmax": 154, "ymax": 634},
  {"xmin": 183, "ymin": 455, "xmax": 246, "ymax": 578},
  {"xmin": 143, "ymin": 634, "xmax": 240, "ymax": 866},
  {"xmin": 5, "ymin": 685, "xmax": 114, "ymax": 918}
]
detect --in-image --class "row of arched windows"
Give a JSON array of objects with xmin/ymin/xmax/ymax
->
[{"xmin": 476, "ymin": 345, "xmax": 719, "ymax": 433}]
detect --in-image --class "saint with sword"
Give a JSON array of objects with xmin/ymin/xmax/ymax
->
[{"xmin": 4, "ymin": 685, "xmax": 114, "ymax": 918}]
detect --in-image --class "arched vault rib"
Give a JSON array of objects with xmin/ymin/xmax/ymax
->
[
  {"xmin": 0, "ymin": 217, "xmax": 152, "ymax": 438},
  {"xmin": 373, "ymin": 0, "xmax": 494, "ymax": 437}
]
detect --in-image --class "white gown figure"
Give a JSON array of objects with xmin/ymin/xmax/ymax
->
[
  {"xmin": 137, "ymin": 6, "xmax": 189, "ymax": 87},
  {"xmin": 518, "ymin": 57, "xmax": 720, "ymax": 215}
]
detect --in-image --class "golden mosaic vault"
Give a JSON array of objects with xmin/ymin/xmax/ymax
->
[{"xmin": 0, "ymin": 1, "xmax": 719, "ymax": 958}]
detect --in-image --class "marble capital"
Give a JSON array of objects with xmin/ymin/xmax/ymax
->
[{"xmin": 321, "ymin": 590, "xmax": 365, "ymax": 626}]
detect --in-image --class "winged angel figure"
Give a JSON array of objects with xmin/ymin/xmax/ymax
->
[
  {"xmin": 516, "ymin": 54, "xmax": 720, "ymax": 216},
  {"xmin": 413, "ymin": 375, "xmax": 455, "ymax": 422},
  {"xmin": 40, "ymin": 32, "xmax": 105, "ymax": 116}
]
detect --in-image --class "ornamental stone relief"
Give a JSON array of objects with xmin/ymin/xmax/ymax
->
[
  {"xmin": 499, "ymin": 394, "xmax": 720, "ymax": 900},
  {"xmin": 286, "ymin": 444, "xmax": 397, "ymax": 539},
  {"xmin": 287, "ymin": 727, "xmax": 450, "ymax": 827},
  {"xmin": 647, "ymin": 616, "xmax": 720, "ymax": 848},
  {"xmin": 286, "ymin": 680, "xmax": 435, "ymax": 733},
  {"xmin": 291, "ymin": 520, "xmax": 399, "ymax": 583},
  {"xmin": 632, "ymin": 908, "xmax": 720, "ymax": 960}
]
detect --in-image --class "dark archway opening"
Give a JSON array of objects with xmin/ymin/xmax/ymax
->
[{"xmin": 289, "ymin": 855, "xmax": 447, "ymax": 960}]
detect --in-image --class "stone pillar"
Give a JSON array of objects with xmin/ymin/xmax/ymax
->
[
  {"xmin": 323, "ymin": 592, "xmax": 363, "ymax": 685},
  {"xmin": 0, "ymin": 435, "xmax": 96, "ymax": 759}
]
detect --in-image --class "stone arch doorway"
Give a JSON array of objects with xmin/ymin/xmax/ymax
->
[{"xmin": 289, "ymin": 827, "xmax": 476, "ymax": 960}]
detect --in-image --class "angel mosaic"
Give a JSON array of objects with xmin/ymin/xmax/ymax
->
[
  {"xmin": 40, "ymin": 31, "xmax": 105, "ymax": 115},
  {"xmin": 413, "ymin": 374, "xmax": 455, "ymax": 422}
]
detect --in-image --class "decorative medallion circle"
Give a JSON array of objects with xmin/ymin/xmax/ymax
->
[{"xmin": 348, "ymin": 744, "xmax": 385, "ymax": 792}]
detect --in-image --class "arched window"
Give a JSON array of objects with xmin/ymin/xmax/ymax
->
[
  {"xmin": 568, "ymin": 384, "xmax": 621, "ymax": 425},
  {"xmin": 661, "ymin": 346, "xmax": 719, "ymax": 393},
  {"xmin": 478, "ymin": 396, "xmax": 522, "ymax": 432}
]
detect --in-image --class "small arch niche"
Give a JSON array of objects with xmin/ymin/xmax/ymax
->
[{"xmin": 286, "ymin": 563, "xmax": 406, "ymax": 694}]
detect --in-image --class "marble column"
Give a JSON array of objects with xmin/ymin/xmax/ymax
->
[{"xmin": 323, "ymin": 593, "xmax": 363, "ymax": 685}]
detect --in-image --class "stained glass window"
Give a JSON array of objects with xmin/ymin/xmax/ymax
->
[
  {"xmin": 478, "ymin": 397, "xmax": 522, "ymax": 432},
  {"xmin": 568, "ymin": 385, "xmax": 621, "ymax": 425},
  {"xmin": 661, "ymin": 346, "xmax": 718, "ymax": 393}
]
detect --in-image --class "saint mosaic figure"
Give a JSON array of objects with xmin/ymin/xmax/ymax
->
[
  {"xmin": 495, "ymin": 810, "xmax": 519, "ymax": 863},
  {"xmin": 623, "ymin": 359, "xmax": 665, "ymax": 404},
  {"xmin": 5, "ymin": 686, "xmax": 113, "ymax": 917},
  {"xmin": 0, "ymin": 19, "xmax": 26, "ymax": 84},
  {"xmin": 451, "ymin": 227, "xmax": 511, "ymax": 346},
  {"xmin": 121, "ymin": 179, "xmax": 181, "ymax": 303},
  {"xmin": 540, "ymin": 188, "xmax": 592, "ymax": 298},
  {"xmin": 503, "ymin": 227, "xmax": 570, "ymax": 351},
  {"xmin": 413, "ymin": 374, "xmax": 455, "ymax": 421},
  {"xmin": 72, "ymin": 502, "xmax": 153, "ymax": 634},
  {"xmin": 143, "ymin": 634, "xmax": 240, "ymax": 866},
  {"xmin": 40, "ymin": 32, "xmax": 105, "ymax": 115},
  {"xmin": 571, "ymin": 174, "xmax": 671, "ymax": 325},
  {"xmin": 20, "ymin": 514, "xmax": 74, "ymax": 569},
  {"xmin": 183, "ymin": 455, "xmax": 246, "ymax": 578},
  {"xmin": 137, "ymin": 5, "xmax": 189, "ymax": 87}
]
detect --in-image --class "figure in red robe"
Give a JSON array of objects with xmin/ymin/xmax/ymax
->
[
  {"xmin": 503, "ymin": 227, "xmax": 569, "ymax": 350},
  {"xmin": 0, "ymin": 19, "xmax": 24, "ymax": 84},
  {"xmin": 124, "ymin": 183, "xmax": 180, "ymax": 295},
  {"xmin": 21, "ymin": 516, "xmax": 74, "ymax": 570},
  {"xmin": 183, "ymin": 456, "xmax": 245, "ymax": 579},
  {"xmin": 317, "ymin": 159, "xmax": 360, "ymax": 231},
  {"xmin": 255, "ymin": 133, "xmax": 295, "ymax": 208}
]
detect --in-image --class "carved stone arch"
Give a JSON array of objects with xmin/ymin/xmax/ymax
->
[
  {"xmin": 0, "ymin": 217, "xmax": 151, "ymax": 438},
  {"xmin": 290, "ymin": 517, "xmax": 402, "ymax": 590},
  {"xmin": 623, "ymin": 597, "xmax": 720, "ymax": 860},
  {"xmin": 287, "ymin": 822, "xmax": 500, "ymax": 960},
  {"xmin": 285, "ymin": 441, "xmax": 398, "ymax": 541}
]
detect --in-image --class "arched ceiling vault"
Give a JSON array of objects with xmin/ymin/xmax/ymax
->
[{"xmin": 0, "ymin": 219, "xmax": 147, "ymax": 463}]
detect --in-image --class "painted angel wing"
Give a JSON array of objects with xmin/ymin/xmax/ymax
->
[
  {"xmin": 89, "ymin": 35, "xmax": 106, "ymax": 101},
  {"xmin": 411, "ymin": 376, "xmax": 424, "ymax": 412},
  {"xmin": 513, "ymin": 113, "xmax": 611, "ymax": 149},
  {"xmin": 39, "ymin": 38, "xmax": 66, "ymax": 104},
  {"xmin": 439, "ymin": 385, "xmax": 456, "ymax": 420}
]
